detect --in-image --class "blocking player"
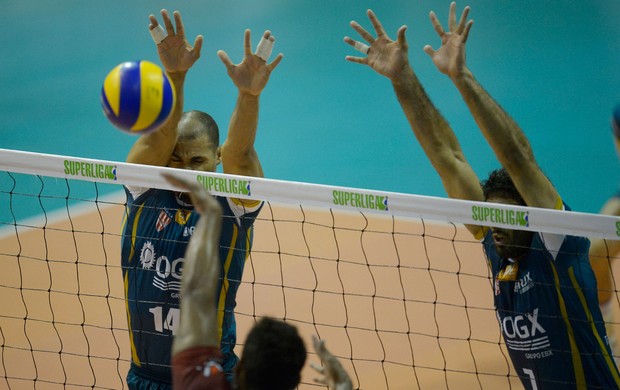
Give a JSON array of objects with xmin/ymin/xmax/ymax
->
[
  {"xmin": 345, "ymin": 2, "xmax": 620, "ymax": 388},
  {"xmin": 121, "ymin": 9, "xmax": 282, "ymax": 389}
]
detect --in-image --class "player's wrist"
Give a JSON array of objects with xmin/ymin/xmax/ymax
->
[
  {"xmin": 390, "ymin": 64, "xmax": 414, "ymax": 86},
  {"xmin": 166, "ymin": 71, "xmax": 188, "ymax": 88},
  {"xmin": 448, "ymin": 66, "xmax": 472, "ymax": 85},
  {"xmin": 238, "ymin": 89, "xmax": 261, "ymax": 99}
]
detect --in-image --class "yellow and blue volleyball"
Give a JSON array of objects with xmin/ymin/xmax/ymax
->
[{"xmin": 100, "ymin": 60, "xmax": 175, "ymax": 134}]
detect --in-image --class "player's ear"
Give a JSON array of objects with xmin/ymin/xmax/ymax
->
[{"xmin": 216, "ymin": 146, "xmax": 222, "ymax": 165}]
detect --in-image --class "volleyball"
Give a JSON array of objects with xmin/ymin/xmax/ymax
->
[{"xmin": 100, "ymin": 60, "xmax": 175, "ymax": 135}]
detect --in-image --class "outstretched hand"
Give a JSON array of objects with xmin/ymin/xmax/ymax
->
[
  {"xmin": 344, "ymin": 9, "xmax": 410, "ymax": 81},
  {"xmin": 149, "ymin": 9, "xmax": 203, "ymax": 75},
  {"xmin": 311, "ymin": 336, "xmax": 353, "ymax": 390},
  {"xmin": 423, "ymin": 2, "xmax": 473, "ymax": 78},
  {"xmin": 161, "ymin": 172, "xmax": 221, "ymax": 217},
  {"xmin": 218, "ymin": 30, "xmax": 284, "ymax": 96}
]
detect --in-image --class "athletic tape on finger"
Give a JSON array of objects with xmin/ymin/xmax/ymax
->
[
  {"xmin": 150, "ymin": 24, "xmax": 166, "ymax": 44},
  {"xmin": 255, "ymin": 37, "xmax": 274, "ymax": 61},
  {"xmin": 354, "ymin": 41, "xmax": 370, "ymax": 55}
]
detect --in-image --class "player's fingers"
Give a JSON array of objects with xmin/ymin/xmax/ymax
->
[
  {"xmin": 462, "ymin": 20, "xmax": 474, "ymax": 43},
  {"xmin": 173, "ymin": 10, "xmax": 185, "ymax": 38},
  {"xmin": 310, "ymin": 362, "xmax": 325, "ymax": 374},
  {"xmin": 312, "ymin": 335, "xmax": 320, "ymax": 347},
  {"xmin": 344, "ymin": 36, "xmax": 370, "ymax": 56},
  {"xmin": 161, "ymin": 172, "xmax": 180, "ymax": 185},
  {"xmin": 456, "ymin": 5, "xmax": 470, "ymax": 34},
  {"xmin": 161, "ymin": 9, "xmax": 175, "ymax": 36},
  {"xmin": 256, "ymin": 31, "xmax": 275, "ymax": 61},
  {"xmin": 313, "ymin": 336, "xmax": 332, "ymax": 359},
  {"xmin": 448, "ymin": 1, "xmax": 457, "ymax": 31},
  {"xmin": 429, "ymin": 11, "xmax": 445, "ymax": 37},
  {"xmin": 345, "ymin": 55, "xmax": 368, "ymax": 65},
  {"xmin": 192, "ymin": 35, "xmax": 204, "ymax": 58},
  {"xmin": 148, "ymin": 14, "xmax": 159, "ymax": 29},
  {"xmin": 423, "ymin": 44, "xmax": 435, "ymax": 58},
  {"xmin": 149, "ymin": 14, "xmax": 167, "ymax": 44},
  {"xmin": 313, "ymin": 377, "xmax": 328, "ymax": 386},
  {"xmin": 367, "ymin": 9, "xmax": 387, "ymax": 38},
  {"xmin": 396, "ymin": 25, "xmax": 408, "ymax": 47},
  {"xmin": 312, "ymin": 335, "xmax": 323, "ymax": 352},
  {"xmin": 267, "ymin": 53, "xmax": 284, "ymax": 71},
  {"xmin": 161, "ymin": 172, "xmax": 191, "ymax": 190},
  {"xmin": 350, "ymin": 20, "xmax": 375, "ymax": 44},
  {"xmin": 217, "ymin": 50, "xmax": 234, "ymax": 70},
  {"xmin": 243, "ymin": 29, "xmax": 252, "ymax": 56},
  {"xmin": 343, "ymin": 36, "xmax": 355, "ymax": 47}
]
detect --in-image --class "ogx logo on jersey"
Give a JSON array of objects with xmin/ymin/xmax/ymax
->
[
  {"xmin": 497, "ymin": 308, "xmax": 552, "ymax": 358},
  {"xmin": 139, "ymin": 241, "xmax": 183, "ymax": 295}
]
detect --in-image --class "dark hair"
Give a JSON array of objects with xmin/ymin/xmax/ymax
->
[
  {"xmin": 240, "ymin": 317, "xmax": 307, "ymax": 390},
  {"xmin": 178, "ymin": 110, "xmax": 220, "ymax": 145},
  {"xmin": 612, "ymin": 104, "xmax": 620, "ymax": 140},
  {"xmin": 481, "ymin": 168, "xmax": 526, "ymax": 206}
]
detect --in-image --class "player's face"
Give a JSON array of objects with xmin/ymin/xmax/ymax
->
[
  {"xmin": 168, "ymin": 135, "xmax": 220, "ymax": 172},
  {"xmin": 486, "ymin": 196, "xmax": 533, "ymax": 259}
]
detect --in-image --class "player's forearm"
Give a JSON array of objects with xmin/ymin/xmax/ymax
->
[
  {"xmin": 451, "ymin": 69, "xmax": 533, "ymax": 169},
  {"xmin": 174, "ymin": 216, "xmax": 221, "ymax": 354},
  {"xmin": 221, "ymin": 91, "xmax": 263, "ymax": 177},
  {"xmin": 126, "ymin": 72, "xmax": 186, "ymax": 166},
  {"xmin": 226, "ymin": 91, "xmax": 259, "ymax": 154},
  {"xmin": 392, "ymin": 67, "xmax": 462, "ymax": 172}
]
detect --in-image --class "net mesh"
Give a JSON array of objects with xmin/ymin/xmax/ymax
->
[{"xmin": 1, "ymin": 149, "xmax": 618, "ymax": 389}]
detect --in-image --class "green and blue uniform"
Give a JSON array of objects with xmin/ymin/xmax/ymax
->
[
  {"xmin": 121, "ymin": 186, "xmax": 262, "ymax": 388},
  {"xmin": 484, "ymin": 203, "xmax": 620, "ymax": 389}
]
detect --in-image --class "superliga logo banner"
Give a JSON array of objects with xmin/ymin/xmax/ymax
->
[
  {"xmin": 64, "ymin": 159, "xmax": 117, "ymax": 181},
  {"xmin": 332, "ymin": 190, "xmax": 388, "ymax": 211},
  {"xmin": 197, "ymin": 174, "xmax": 250, "ymax": 196}
]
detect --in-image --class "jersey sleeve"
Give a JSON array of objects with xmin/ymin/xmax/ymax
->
[
  {"xmin": 539, "ymin": 198, "xmax": 567, "ymax": 261},
  {"xmin": 225, "ymin": 197, "xmax": 263, "ymax": 221}
]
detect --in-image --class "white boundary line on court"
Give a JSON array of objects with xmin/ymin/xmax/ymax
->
[{"xmin": 1, "ymin": 148, "xmax": 619, "ymax": 240}]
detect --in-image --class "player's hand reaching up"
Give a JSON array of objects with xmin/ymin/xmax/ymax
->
[
  {"xmin": 149, "ymin": 9, "xmax": 203, "ymax": 76},
  {"xmin": 218, "ymin": 30, "xmax": 283, "ymax": 96},
  {"xmin": 423, "ymin": 2, "xmax": 473, "ymax": 79},
  {"xmin": 344, "ymin": 9, "xmax": 410, "ymax": 82},
  {"xmin": 161, "ymin": 172, "xmax": 221, "ymax": 218},
  {"xmin": 311, "ymin": 336, "xmax": 353, "ymax": 390}
]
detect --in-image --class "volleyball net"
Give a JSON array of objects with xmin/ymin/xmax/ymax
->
[{"xmin": 1, "ymin": 148, "xmax": 619, "ymax": 389}]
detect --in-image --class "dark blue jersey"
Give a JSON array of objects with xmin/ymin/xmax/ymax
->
[
  {"xmin": 120, "ymin": 187, "xmax": 262, "ymax": 384},
  {"xmin": 484, "ymin": 204, "xmax": 620, "ymax": 389}
]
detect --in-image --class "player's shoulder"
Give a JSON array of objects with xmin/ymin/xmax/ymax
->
[{"xmin": 217, "ymin": 196, "xmax": 263, "ymax": 216}]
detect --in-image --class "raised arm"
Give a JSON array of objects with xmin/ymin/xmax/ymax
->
[
  {"xmin": 163, "ymin": 173, "xmax": 223, "ymax": 356},
  {"xmin": 217, "ymin": 30, "xmax": 283, "ymax": 178},
  {"xmin": 345, "ymin": 9, "xmax": 484, "ymax": 237},
  {"xmin": 425, "ymin": 2, "xmax": 558, "ymax": 210},
  {"xmin": 126, "ymin": 10, "xmax": 203, "ymax": 166}
]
